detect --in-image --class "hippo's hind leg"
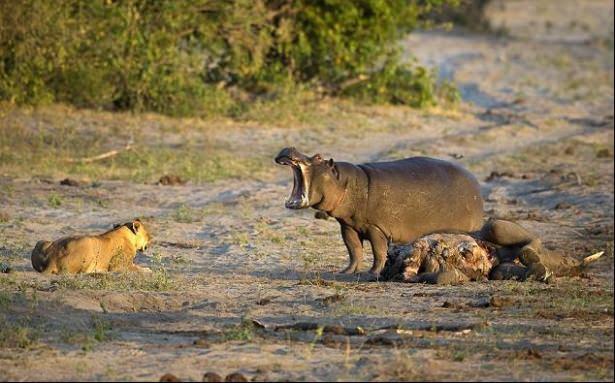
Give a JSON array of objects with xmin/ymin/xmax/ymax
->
[
  {"xmin": 366, "ymin": 227, "xmax": 388, "ymax": 277},
  {"xmin": 479, "ymin": 219, "xmax": 536, "ymax": 247},
  {"xmin": 479, "ymin": 219, "xmax": 548, "ymax": 268},
  {"xmin": 340, "ymin": 224, "xmax": 363, "ymax": 274}
]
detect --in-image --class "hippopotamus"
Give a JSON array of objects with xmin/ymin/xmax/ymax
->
[
  {"xmin": 275, "ymin": 147, "xmax": 604, "ymax": 279},
  {"xmin": 275, "ymin": 147, "xmax": 484, "ymax": 276}
]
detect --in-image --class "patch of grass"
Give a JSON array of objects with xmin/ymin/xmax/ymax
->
[
  {"xmin": 506, "ymin": 281, "xmax": 614, "ymax": 321},
  {"xmin": 376, "ymin": 351, "xmax": 421, "ymax": 381},
  {"xmin": 109, "ymin": 148, "xmax": 268, "ymax": 184},
  {"xmin": 333, "ymin": 300, "xmax": 381, "ymax": 316},
  {"xmin": 55, "ymin": 266, "xmax": 174, "ymax": 291},
  {"xmin": 296, "ymin": 276, "xmax": 337, "ymax": 288},
  {"xmin": 0, "ymin": 317, "xmax": 39, "ymax": 349},
  {"xmin": 0, "ymin": 291, "xmax": 11, "ymax": 310},
  {"xmin": 60, "ymin": 315, "xmax": 113, "ymax": 351},
  {"xmin": 0, "ymin": 273, "xmax": 17, "ymax": 288},
  {"xmin": 174, "ymin": 204, "xmax": 195, "ymax": 223},
  {"xmin": 230, "ymin": 231, "xmax": 250, "ymax": 248},
  {"xmin": 255, "ymin": 221, "xmax": 285, "ymax": 244},
  {"xmin": 452, "ymin": 350, "xmax": 467, "ymax": 362},
  {"xmin": 222, "ymin": 319, "xmax": 256, "ymax": 342},
  {"xmin": 0, "ymin": 109, "xmax": 269, "ymax": 183},
  {"xmin": 201, "ymin": 202, "xmax": 228, "ymax": 217},
  {"xmin": 91, "ymin": 316, "xmax": 112, "ymax": 342},
  {"xmin": 48, "ymin": 193, "xmax": 62, "ymax": 208}
]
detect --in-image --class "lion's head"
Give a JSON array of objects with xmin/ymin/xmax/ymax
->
[{"xmin": 114, "ymin": 219, "xmax": 151, "ymax": 251}]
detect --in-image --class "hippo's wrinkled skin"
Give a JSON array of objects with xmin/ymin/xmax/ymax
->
[{"xmin": 275, "ymin": 147, "xmax": 484, "ymax": 276}]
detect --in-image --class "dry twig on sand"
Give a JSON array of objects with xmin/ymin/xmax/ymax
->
[{"xmin": 65, "ymin": 143, "xmax": 132, "ymax": 164}]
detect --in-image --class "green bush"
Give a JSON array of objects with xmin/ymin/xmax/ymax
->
[
  {"xmin": 0, "ymin": 0, "xmax": 459, "ymax": 116},
  {"xmin": 426, "ymin": 0, "xmax": 492, "ymax": 31}
]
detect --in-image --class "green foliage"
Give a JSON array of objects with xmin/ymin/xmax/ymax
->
[
  {"xmin": 0, "ymin": 0, "xmax": 459, "ymax": 115},
  {"xmin": 427, "ymin": 0, "xmax": 492, "ymax": 31},
  {"xmin": 0, "ymin": 316, "xmax": 39, "ymax": 349},
  {"xmin": 48, "ymin": 193, "xmax": 62, "ymax": 208},
  {"xmin": 222, "ymin": 318, "xmax": 256, "ymax": 342},
  {"xmin": 341, "ymin": 57, "xmax": 438, "ymax": 107}
]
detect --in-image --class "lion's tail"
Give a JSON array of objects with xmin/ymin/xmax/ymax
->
[
  {"xmin": 31, "ymin": 240, "xmax": 53, "ymax": 273},
  {"xmin": 581, "ymin": 251, "xmax": 605, "ymax": 268}
]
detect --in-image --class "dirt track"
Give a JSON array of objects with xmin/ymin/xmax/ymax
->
[{"xmin": 1, "ymin": 1, "xmax": 613, "ymax": 381}]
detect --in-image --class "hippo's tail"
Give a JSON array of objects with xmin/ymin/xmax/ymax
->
[{"xmin": 581, "ymin": 251, "xmax": 604, "ymax": 268}]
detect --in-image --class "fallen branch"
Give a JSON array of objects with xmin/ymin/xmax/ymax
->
[
  {"xmin": 337, "ymin": 74, "xmax": 369, "ymax": 92},
  {"xmin": 66, "ymin": 144, "xmax": 132, "ymax": 164}
]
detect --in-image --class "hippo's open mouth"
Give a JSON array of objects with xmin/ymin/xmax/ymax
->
[{"xmin": 275, "ymin": 148, "xmax": 310, "ymax": 209}]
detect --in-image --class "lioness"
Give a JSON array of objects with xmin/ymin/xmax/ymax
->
[{"xmin": 31, "ymin": 219, "xmax": 151, "ymax": 274}]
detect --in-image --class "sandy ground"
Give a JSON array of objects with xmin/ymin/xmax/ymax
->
[{"xmin": 1, "ymin": 0, "xmax": 613, "ymax": 381}]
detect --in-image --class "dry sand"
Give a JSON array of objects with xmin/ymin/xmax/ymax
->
[{"xmin": 0, "ymin": 1, "xmax": 613, "ymax": 381}]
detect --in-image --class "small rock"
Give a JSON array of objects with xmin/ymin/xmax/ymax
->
[
  {"xmin": 442, "ymin": 300, "xmax": 465, "ymax": 309},
  {"xmin": 202, "ymin": 372, "xmax": 223, "ymax": 382},
  {"xmin": 249, "ymin": 319, "xmax": 266, "ymax": 329},
  {"xmin": 526, "ymin": 348, "xmax": 542, "ymax": 359},
  {"xmin": 322, "ymin": 334, "xmax": 343, "ymax": 347},
  {"xmin": 160, "ymin": 373, "xmax": 181, "ymax": 382},
  {"xmin": 0, "ymin": 262, "xmax": 12, "ymax": 274},
  {"xmin": 316, "ymin": 294, "xmax": 345, "ymax": 305},
  {"xmin": 225, "ymin": 373, "xmax": 248, "ymax": 382},
  {"xmin": 256, "ymin": 298, "xmax": 271, "ymax": 306},
  {"xmin": 485, "ymin": 171, "xmax": 515, "ymax": 182},
  {"xmin": 596, "ymin": 148, "xmax": 612, "ymax": 158},
  {"xmin": 193, "ymin": 338, "xmax": 209, "ymax": 347},
  {"xmin": 554, "ymin": 202, "xmax": 572, "ymax": 210},
  {"xmin": 60, "ymin": 178, "xmax": 80, "ymax": 187},
  {"xmin": 158, "ymin": 175, "xmax": 186, "ymax": 186},
  {"xmin": 489, "ymin": 296, "xmax": 514, "ymax": 308},
  {"xmin": 454, "ymin": 329, "xmax": 472, "ymax": 336}
]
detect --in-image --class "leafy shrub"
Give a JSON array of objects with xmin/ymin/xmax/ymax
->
[
  {"xmin": 426, "ymin": 0, "xmax": 493, "ymax": 31},
  {"xmin": 341, "ymin": 56, "xmax": 438, "ymax": 108},
  {"xmin": 0, "ymin": 0, "xmax": 459, "ymax": 116}
]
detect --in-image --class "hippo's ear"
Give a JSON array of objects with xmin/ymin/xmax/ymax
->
[{"xmin": 328, "ymin": 158, "xmax": 340, "ymax": 179}]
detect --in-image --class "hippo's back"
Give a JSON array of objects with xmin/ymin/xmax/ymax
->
[{"xmin": 359, "ymin": 156, "xmax": 483, "ymax": 242}]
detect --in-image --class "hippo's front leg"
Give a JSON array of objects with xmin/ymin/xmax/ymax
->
[
  {"xmin": 367, "ymin": 227, "xmax": 388, "ymax": 277},
  {"xmin": 340, "ymin": 224, "xmax": 363, "ymax": 274}
]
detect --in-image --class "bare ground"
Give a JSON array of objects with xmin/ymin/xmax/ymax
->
[{"xmin": 0, "ymin": 1, "xmax": 613, "ymax": 381}]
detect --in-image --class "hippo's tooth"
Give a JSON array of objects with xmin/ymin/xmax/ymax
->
[{"xmin": 285, "ymin": 165, "xmax": 307, "ymax": 209}]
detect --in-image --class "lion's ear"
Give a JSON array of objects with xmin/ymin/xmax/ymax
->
[{"xmin": 130, "ymin": 221, "xmax": 141, "ymax": 234}]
